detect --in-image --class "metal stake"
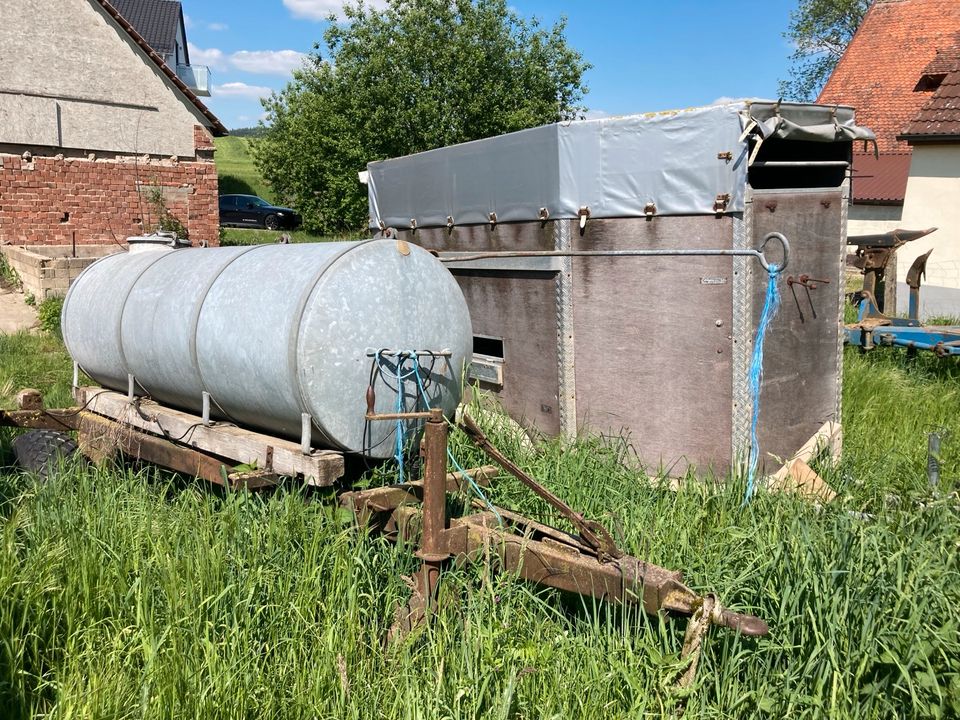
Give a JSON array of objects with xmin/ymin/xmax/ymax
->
[
  {"xmin": 301, "ymin": 413, "xmax": 312, "ymax": 455},
  {"xmin": 202, "ymin": 392, "xmax": 211, "ymax": 426},
  {"xmin": 415, "ymin": 408, "xmax": 449, "ymax": 607},
  {"xmin": 928, "ymin": 432, "xmax": 942, "ymax": 488}
]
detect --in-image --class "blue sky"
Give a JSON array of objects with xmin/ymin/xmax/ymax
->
[{"xmin": 185, "ymin": 0, "xmax": 802, "ymax": 130}]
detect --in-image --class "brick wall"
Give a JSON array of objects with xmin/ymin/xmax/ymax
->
[{"xmin": 0, "ymin": 127, "xmax": 220, "ymax": 247}]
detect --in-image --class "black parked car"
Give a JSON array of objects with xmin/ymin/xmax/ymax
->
[{"xmin": 219, "ymin": 194, "xmax": 302, "ymax": 231}]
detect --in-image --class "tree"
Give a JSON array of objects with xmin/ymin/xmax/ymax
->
[
  {"xmin": 254, "ymin": 0, "xmax": 590, "ymax": 234},
  {"xmin": 779, "ymin": 0, "xmax": 871, "ymax": 102}
]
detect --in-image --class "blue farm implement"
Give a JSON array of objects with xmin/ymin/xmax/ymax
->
[{"xmin": 845, "ymin": 228, "xmax": 960, "ymax": 358}]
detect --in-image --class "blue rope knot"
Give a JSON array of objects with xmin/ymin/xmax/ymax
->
[
  {"xmin": 744, "ymin": 263, "xmax": 782, "ymax": 504},
  {"xmin": 373, "ymin": 351, "xmax": 501, "ymax": 522}
]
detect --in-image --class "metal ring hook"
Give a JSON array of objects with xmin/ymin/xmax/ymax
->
[{"xmin": 757, "ymin": 232, "xmax": 789, "ymax": 274}]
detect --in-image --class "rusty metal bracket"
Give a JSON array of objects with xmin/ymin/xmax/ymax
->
[
  {"xmin": 458, "ymin": 413, "xmax": 623, "ymax": 562},
  {"xmin": 787, "ymin": 274, "xmax": 831, "ymax": 321},
  {"xmin": 713, "ymin": 193, "xmax": 731, "ymax": 214}
]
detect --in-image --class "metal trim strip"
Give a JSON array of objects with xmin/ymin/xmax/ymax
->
[{"xmin": 555, "ymin": 220, "xmax": 576, "ymax": 440}]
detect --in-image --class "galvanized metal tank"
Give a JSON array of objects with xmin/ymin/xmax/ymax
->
[{"xmin": 62, "ymin": 240, "xmax": 473, "ymax": 458}]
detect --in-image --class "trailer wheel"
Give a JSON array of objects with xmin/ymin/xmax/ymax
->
[{"xmin": 12, "ymin": 429, "xmax": 79, "ymax": 479}]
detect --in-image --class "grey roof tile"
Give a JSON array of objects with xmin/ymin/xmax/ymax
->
[{"xmin": 111, "ymin": 0, "xmax": 182, "ymax": 58}]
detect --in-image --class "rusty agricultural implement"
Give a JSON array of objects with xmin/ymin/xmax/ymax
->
[
  {"xmin": 845, "ymin": 227, "xmax": 960, "ymax": 357},
  {"xmin": 1, "ymin": 379, "xmax": 768, "ymax": 685}
]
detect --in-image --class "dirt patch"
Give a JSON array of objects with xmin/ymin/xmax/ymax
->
[{"xmin": 0, "ymin": 283, "xmax": 37, "ymax": 333}]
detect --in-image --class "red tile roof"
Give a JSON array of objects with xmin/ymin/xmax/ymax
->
[
  {"xmin": 901, "ymin": 45, "xmax": 960, "ymax": 140},
  {"xmin": 850, "ymin": 152, "xmax": 912, "ymax": 202},
  {"xmin": 818, "ymin": 0, "xmax": 960, "ymax": 154},
  {"xmin": 920, "ymin": 43, "xmax": 960, "ymax": 76}
]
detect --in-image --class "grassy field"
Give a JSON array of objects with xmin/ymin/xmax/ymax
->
[
  {"xmin": 214, "ymin": 136, "xmax": 356, "ymax": 246},
  {"xmin": 218, "ymin": 227, "xmax": 360, "ymax": 246},
  {"xmin": 213, "ymin": 136, "xmax": 275, "ymax": 202},
  {"xmin": 0, "ymin": 327, "xmax": 957, "ymax": 717}
]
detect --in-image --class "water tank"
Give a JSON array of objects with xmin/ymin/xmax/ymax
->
[{"xmin": 62, "ymin": 240, "xmax": 473, "ymax": 458}]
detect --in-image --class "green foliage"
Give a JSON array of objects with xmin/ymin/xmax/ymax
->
[
  {"xmin": 0, "ymin": 331, "xmax": 75, "ymax": 410},
  {"xmin": 0, "ymin": 254, "xmax": 22, "ymax": 291},
  {"xmin": 254, "ymin": 0, "xmax": 590, "ymax": 234},
  {"xmin": 779, "ymin": 0, "xmax": 871, "ymax": 101},
  {"xmin": 22, "ymin": 293, "xmax": 35, "ymax": 308},
  {"xmin": 142, "ymin": 184, "xmax": 189, "ymax": 240},
  {"xmin": 227, "ymin": 126, "xmax": 267, "ymax": 139},
  {"xmin": 214, "ymin": 136, "xmax": 277, "ymax": 202},
  {"xmin": 36, "ymin": 296, "xmax": 64, "ymax": 338}
]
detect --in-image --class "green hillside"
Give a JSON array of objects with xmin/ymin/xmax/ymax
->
[
  {"xmin": 213, "ymin": 136, "xmax": 352, "ymax": 245},
  {"xmin": 214, "ymin": 136, "xmax": 275, "ymax": 203}
]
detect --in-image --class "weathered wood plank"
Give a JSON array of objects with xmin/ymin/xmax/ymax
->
[
  {"xmin": 751, "ymin": 190, "xmax": 844, "ymax": 474},
  {"xmin": 573, "ymin": 216, "xmax": 735, "ymax": 476},
  {"xmin": 77, "ymin": 411, "xmax": 227, "ymax": 482},
  {"xmin": 75, "ymin": 387, "xmax": 344, "ymax": 485}
]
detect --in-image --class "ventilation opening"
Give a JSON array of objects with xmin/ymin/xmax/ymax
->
[
  {"xmin": 915, "ymin": 73, "xmax": 947, "ymax": 92},
  {"xmin": 748, "ymin": 138, "xmax": 850, "ymax": 190},
  {"xmin": 473, "ymin": 335, "xmax": 504, "ymax": 360},
  {"xmin": 59, "ymin": 212, "xmax": 70, "ymax": 223}
]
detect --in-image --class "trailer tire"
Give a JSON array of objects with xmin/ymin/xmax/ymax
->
[{"xmin": 12, "ymin": 429, "xmax": 79, "ymax": 479}]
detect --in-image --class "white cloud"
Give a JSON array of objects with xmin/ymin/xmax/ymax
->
[
  {"xmin": 282, "ymin": 0, "xmax": 388, "ymax": 21},
  {"xmin": 229, "ymin": 49, "xmax": 307, "ymax": 75},
  {"xmin": 213, "ymin": 82, "xmax": 273, "ymax": 98},
  {"xmin": 189, "ymin": 46, "xmax": 306, "ymax": 76},
  {"xmin": 184, "ymin": 13, "xmax": 194, "ymax": 28},
  {"xmin": 188, "ymin": 43, "xmax": 228, "ymax": 71},
  {"xmin": 207, "ymin": 22, "xmax": 228, "ymax": 31}
]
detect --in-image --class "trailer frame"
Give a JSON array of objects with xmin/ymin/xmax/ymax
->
[{"xmin": 1, "ymin": 385, "xmax": 769, "ymax": 688}]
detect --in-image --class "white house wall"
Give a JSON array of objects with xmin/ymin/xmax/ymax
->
[
  {"xmin": 847, "ymin": 204, "xmax": 904, "ymax": 237},
  {"xmin": 0, "ymin": 0, "xmax": 210, "ymax": 159},
  {"xmin": 896, "ymin": 145, "xmax": 960, "ymax": 318}
]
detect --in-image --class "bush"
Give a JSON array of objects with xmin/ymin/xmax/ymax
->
[{"xmin": 36, "ymin": 296, "xmax": 64, "ymax": 337}]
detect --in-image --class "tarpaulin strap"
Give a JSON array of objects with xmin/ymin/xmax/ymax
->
[{"xmin": 748, "ymin": 135, "xmax": 765, "ymax": 166}]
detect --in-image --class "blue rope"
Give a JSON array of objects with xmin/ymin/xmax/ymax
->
[
  {"xmin": 744, "ymin": 264, "xmax": 782, "ymax": 504},
  {"xmin": 394, "ymin": 353, "xmax": 404, "ymax": 482},
  {"xmin": 409, "ymin": 357, "xmax": 502, "ymax": 524},
  {"xmin": 375, "ymin": 350, "xmax": 417, "ymax": 484}
]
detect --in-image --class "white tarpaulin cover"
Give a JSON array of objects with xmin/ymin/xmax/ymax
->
[{"xmin": 366, "ymin": 100, "xmax": 874, "ymax": 229}]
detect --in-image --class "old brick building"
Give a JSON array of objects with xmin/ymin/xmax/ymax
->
[{"xmin": 0, "ymin": 0, "xmax": 226, "ymax": 249}]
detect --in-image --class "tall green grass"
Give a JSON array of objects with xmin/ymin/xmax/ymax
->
[
  {"xmin": 218, "ymin": 227, "xmax": 358, "ymax": 246},
  {"xmin": 0, "ymin": 334, "xmax": 957, "ymax": 717},
  {"xmin": 0, "ymin": 332, "xmax": 74, "ymax": 410}
]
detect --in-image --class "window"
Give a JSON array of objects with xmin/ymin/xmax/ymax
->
[
  {"xmin": 473, "ymin": 335, "xmax": 504, "ymax": 360},
  {"xmin": 914, "ymin": 74, "xmax": 947, "ymax": 92}
]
